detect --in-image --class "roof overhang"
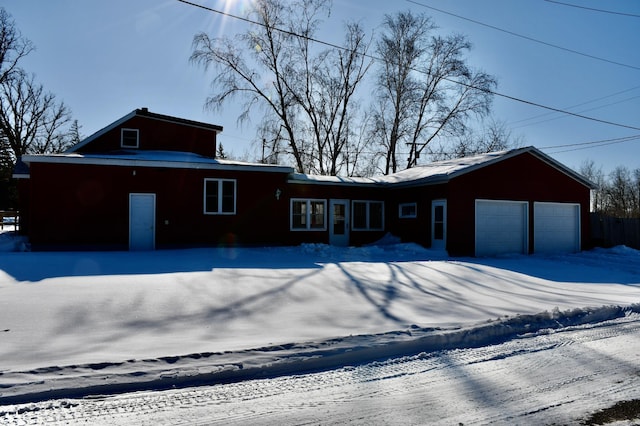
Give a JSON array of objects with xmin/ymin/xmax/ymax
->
[
  {"xmin": 287, "ymin": 173, "xmax": 381, "ymax": 187},
  {"xmin": 21, "ymin": 152, "xmax": 294, "ymax": 174}
]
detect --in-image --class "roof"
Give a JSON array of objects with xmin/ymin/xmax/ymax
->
[
  {"xmin": 19, "ymin": 145, "xmax": 595, "ymax": 189},
  {"xmin": 290, "ymin": 146, "xmax": 596, "ymax": 189},
  {"xmin": 11, "ymin": 158, "xmax": 30, "ymax": 179},
  {"xmin": 66, "ymin": 108, "xmax": 224, "ymax": 154},
  {"xmin": 21, "ymin": 150, "xmax": 294, "ymax": 174}
]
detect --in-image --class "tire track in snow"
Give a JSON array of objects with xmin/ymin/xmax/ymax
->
[{"xmin": 3, "ymin": 314, "xmax": 640, "ymax": 425}]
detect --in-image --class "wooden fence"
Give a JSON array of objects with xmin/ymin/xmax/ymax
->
[{"xmin": 590, "ymin": 213, "xmax": 640, "ymax": 249}]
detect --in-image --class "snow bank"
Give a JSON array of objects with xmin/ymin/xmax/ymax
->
[
  {"xmin": 0, "ymin": 229, "xmax": 27, "ymax": 252},
  {"xmin": 0, "ymin": 231, "xmax": 639, "ymax": 404},
  {"xmin": 2, "ymin": 305, "xmax": 639, "ymax": 405}
]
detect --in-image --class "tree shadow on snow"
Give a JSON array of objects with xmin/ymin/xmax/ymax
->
[
  {"xmin": 0, "ymin": 247, "xmax": 327, "ymax": 282},
  {"xmin": 460, "ymin": 251, "xmax": 640, "ymax": 285}
]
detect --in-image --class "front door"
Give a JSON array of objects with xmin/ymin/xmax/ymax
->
[
  {"xmin": 129, "ymin": 193, "xmax": 156, "ymax": 250},
  {"xmin": 329, "ymin": 199, "xmax": 349, "ymax": 246},
  {"xmin": 431, "ymin": 199, "xmax": 447, "ymax": 251}
]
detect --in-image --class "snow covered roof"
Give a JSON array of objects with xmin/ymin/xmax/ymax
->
[
  {"xmin": 376, "ymin": 149, "xmax": 514, "ymax": 186},
  {"xmin": 20, "ymin": 145, "xmax": 595, "ymax": 189},
  {"xmin": 21, "ymin": 150, "xmax": 294, "ymax": 174},
  {"xmin": 289, "ymin": 173, "xmax": 380, "ymax": 186},
  {"xmin": 289, "ymin": 146, "xmax": 596, "ymax": 189}
]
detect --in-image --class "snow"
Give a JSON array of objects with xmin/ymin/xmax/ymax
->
[
  {"xmin": 288, "ymin": 149, "xmax": 511, "ymax": 186},
  {"xmin": 21, "ymin": 150, "xmax": 293, "ymax": 173},
  {"xmin": 290, "ymin": 147, "xmax": 596, "ymax": 190},
  {"xmin": 0, "ymin": 227, "xmax": 639, "ymax": 416}
]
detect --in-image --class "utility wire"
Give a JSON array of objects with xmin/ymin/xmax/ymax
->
[
  {"xmin": 542, "ymin": 135, "xmax": 640, "ymax": 154},
  {"xmin": 544, "ymin": 0, "xmax": 640, "ymax": 18},
  {"xmin": 406, "ymin": 0, "xmax": 640, "ymax": 72},
  {"xmin": 177, "ymin": 0, "xmax": 348, "ymax": 53},
  {"xmin": 177, "ymin": 0, "xmax": 640, "ymax": 132},
  {"xmin": 510, "ymin": 85, "xmax": 640, "ymax": 126},
  {"xmin": 538, "ymin": 134, "xmax": 640, "ymax": 150},
  {"xmin": 512, "ymin": 94, "xmax": 640, "ymax": 130}
]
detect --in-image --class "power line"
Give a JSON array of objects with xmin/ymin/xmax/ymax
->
[
  {"xmin": 512, "ymin": 94, "xmax": 640, "ymax": 130},
  {"xmin": 177, "ymin": 0, "xmax": 349, "ymax": 53},
  {"xmin": 406, "ymin": 0, "xmax": 640, "ymax": 72},
  {"xmin": 538, "ymin": 134, "xmax": 640, "ymax": 150},
  {"xmin": 485, "ymin": 91, "xmax": 640, "ymax": 132},
  {"xmin": 539, "ymin": 135, "xmax": 640, "ymax": 154},
  {"xmin": 509, "ymin": 85, "xmax": 640, "ymax": 126},
  {"xmin": 177, "ymin": 0, "xmax": 640, "ymax": 133},
  {"xmin": 543, "ymin": 0, "xmax": 640, "ymax": 19}
]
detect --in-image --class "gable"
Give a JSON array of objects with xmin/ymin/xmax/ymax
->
[
  {"xmin": 67, "ymin": 108, "xmax": 223, "ymax": 158},
  {"xmin": 449, "ymin": 151, "xmax": 591, "ymax": 201},
  {"xmin": 379, "ymin": 147, "xmax": 595, "ymax": 190}
]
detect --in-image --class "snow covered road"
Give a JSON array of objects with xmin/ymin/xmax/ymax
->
[{"xmin": 3, "ymin": 313, "xmax": 640, "ymax": 425}]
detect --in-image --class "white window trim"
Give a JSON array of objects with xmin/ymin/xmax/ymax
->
[
  {"xmin": 290, "ymin": 198, "xmax": 327, "ymax": 231},
  {"xmin": 399, "ymin": 202, "xmax": 417, "ymax": 219},
  {"xmin": 203, "ymin": 178, "xmax": 237, "ymax": 215},
  {"xmin": 352, "ymin": 200, "xmax": 385, "ymax": 231},
  {"xmin": 121, "ymin": 128, "xmax": 139, "ymax": 148}
]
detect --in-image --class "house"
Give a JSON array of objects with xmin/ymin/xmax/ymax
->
[{"xmin": 14, "ymin": 109, "xmax": 595, "ymax": 256}]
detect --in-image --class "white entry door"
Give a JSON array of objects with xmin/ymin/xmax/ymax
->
[
  {"xmin": 129, "ymin": 193, "xmax": 156, "ymax": 251},
  {"xmin": 431, "ymin": 200, "xmax": 447, "ymax": 250},
  {"xmin": 329, "ymin": 199, "xmax": 349, "ymax": 246}
]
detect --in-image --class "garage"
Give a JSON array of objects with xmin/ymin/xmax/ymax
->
[
  {"xmin": 534, "ymin": 202, "xmax": 580, "ymax": 254},
  {"xmin": 475, "ymin": 200, "xmax": 528, "ymax": 257}
]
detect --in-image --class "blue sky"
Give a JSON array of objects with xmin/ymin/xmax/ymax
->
[{"xmin": 3, "ymin": 0, "xmax": 639, "ymax": 174}]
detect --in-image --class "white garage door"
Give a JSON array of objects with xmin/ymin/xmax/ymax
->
[
  {"xmin": 475, "ymin": 200, "xmax": 528, "ymax": 257},
  {"xmin": 534, "ymin": 202, "xmax": 580, "ymax": 254}
]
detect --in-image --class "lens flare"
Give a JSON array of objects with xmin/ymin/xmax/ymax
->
[{"xmin": 214, "ymin": 0, "xmax": 256, "ymax": 38}]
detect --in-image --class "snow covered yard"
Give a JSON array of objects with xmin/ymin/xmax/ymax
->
[{"xmin": 0, "ymin": 227, "xmax": 639, "ymax": 410}]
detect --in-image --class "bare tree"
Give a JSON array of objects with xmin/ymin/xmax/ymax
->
[
  {"xmin": 68, "ymin": 119, "xmax": 83, "ymax": 146},
  {"xmin": 0, "ymin": 70, "xmax": 72, "ymax": 162},
  {"xmin": 191, "ymin": 0, "xmax": 370, "ymax": 175},
  {"xmin": 604, "ymin": 166, "xmax": 639, "ymax": 218},
  {"xmin": 289, "ymin": 21, "xmax": 371, "ymax": 175},
  {"xmin": 579, "ymin": 159, "xmax": 606, "ymax": 213},
  {"xmin": 372, "ymin": 11, "xmax": 496, "ymax": 174},
  {"xmin": 0, "ymin": 7, "xmax": 76, "ymax": 210},
  {"xmin": 0, "ymin": 8, "xmax": 33, "ymax": 85},
  {"xmin": 0, "ymin": 7, "xmax": 74, "ymax": 164},
  {"xmin": 428, "ymin": 118, "xmax": 522, "ymax": 161},
  {"xmin": 635, "ymin": 168, "xmax": 640, "ymax": 217}
]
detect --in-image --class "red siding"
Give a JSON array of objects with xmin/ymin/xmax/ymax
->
[
  {"xmin": 385, "ymin": 184, "xmax": 448, "ymax": 247},
  {"xmin": 77, "ymin": 115, "xmax": 218, "ymax": 158},
  {"xmin": 446, "ymin": 152, "xmax": 591, "ymax": 256},
  {"xmin": 286, "ymin": 183, "xmax": 388, "ymax": 246},
  {"xmin": 27, "ymin": 162, "xmax": 290, "ymax": 249},
  {"xmin": 22, "ymin": 149, "xmax": 592, "ymax": 254}
]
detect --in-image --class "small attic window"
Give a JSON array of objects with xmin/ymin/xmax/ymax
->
[{"xmin": 121, "ymin": 128, "xmax": 139, "ymax": 148}]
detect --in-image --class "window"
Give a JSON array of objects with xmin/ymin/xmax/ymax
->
[
  {"xmin": 433, "ymin": 204, "xmax": 444, "ymax": 240},
  {"xmin": 291, "ymin": 199, "xmax": 326, "ymax": 230},
  {"xmin": 352, "ymin": 201, "xmax": 384, "ymax": 231},
  {"xmin": 399, "ymin": 203, "xmax": 417, "ymax": 218},
  {"xmin": 121, "ymin": 128, "xmax": 139, "ymax": 148},
  {"xmin": 204, "ymin": 179, "xmax": 236, "ymax": 214}
]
